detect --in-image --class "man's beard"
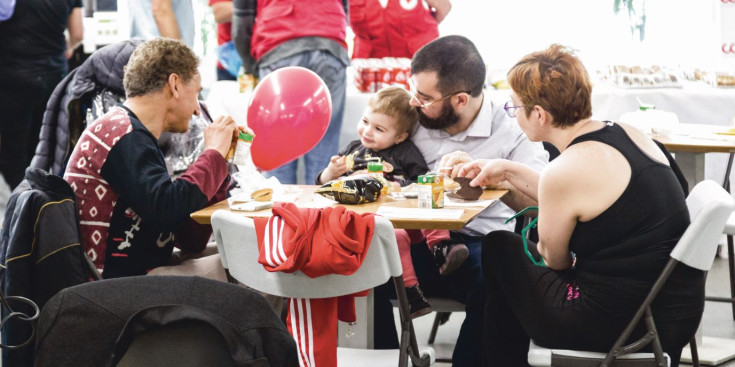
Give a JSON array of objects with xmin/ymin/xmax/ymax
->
[{"xmin": 417, "ymin": 101, "xmax": 460, "ymax": 130}]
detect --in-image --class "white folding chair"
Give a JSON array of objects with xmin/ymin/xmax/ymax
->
[
  {"xmin": 211, "ymin": 210, "xmax": 434, "ymax": 367},
  {"xmin": 533, "ymin": 180, "xmax": 735, "ymax": 367}
]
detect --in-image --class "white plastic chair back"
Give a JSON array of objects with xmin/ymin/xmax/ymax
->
[
  {"xmin": 211, "ymin": 210, "xmax": 402, "ymax": 298},
  {"xmin": 672, "ymin": 180, "xmax": 735, "ymax": 271},
  {"xmin": 212, "ymin": 210, "xmax": 434, "ymax": 366}
]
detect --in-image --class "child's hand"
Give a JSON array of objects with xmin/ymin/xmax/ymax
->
[{"xmin": 319, "ymin": 155, "xmax": 348, "ymax": 184}]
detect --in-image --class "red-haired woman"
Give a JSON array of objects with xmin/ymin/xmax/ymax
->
[{"xmin": 459, "ymin": 44, "xmax": 702, "ymax": 366}]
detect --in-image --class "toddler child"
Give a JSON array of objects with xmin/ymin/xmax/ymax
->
[{"xmin": 316, "ymin": 86, "xmax": 468, "ymax": 318}]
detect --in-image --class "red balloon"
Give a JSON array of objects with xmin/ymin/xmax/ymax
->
[{"xmin": 248, "ymin": 67, "xmax": 332, "ymax": 171}]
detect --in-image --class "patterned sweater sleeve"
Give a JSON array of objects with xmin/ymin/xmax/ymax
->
[{"xmin": 173, "ymin": 151, "xmax": 231, "ymax": 252}]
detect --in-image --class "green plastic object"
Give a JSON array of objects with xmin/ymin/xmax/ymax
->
[
  {"xmin": 505, "ymin": 206, "xmax": 545, "ymax": 267},
  {"xmin": 367, "ymin": 161, "xmax": 383, "ymax": 173},
  {"xmin": 239, "ymin": 132, "xmax": 254, "ymax": 142}
]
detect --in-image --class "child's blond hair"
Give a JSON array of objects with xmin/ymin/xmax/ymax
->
[{"xmin": 367, "ymin": 86, "xmax": 418, "ymax": 134}]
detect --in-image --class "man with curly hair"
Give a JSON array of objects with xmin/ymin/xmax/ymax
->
[{"xmin": 64, "ymin": 38, "xmax": 247, "ymax": 278}]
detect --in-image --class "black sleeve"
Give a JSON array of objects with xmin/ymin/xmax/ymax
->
[
  {"xmin": 100, "ymin": 132, "xmax": 209, "ymax": 232},
  {"xmin": 339, "ymin": 140, "xmax": 362, "ymax": 157},
  {"xmin": 398, "ymin": 142, "xmax": 429, "ymax": 182},
  {"xmin": 232, "ymin": 0, "xmax": 258, "ymax": 75}
]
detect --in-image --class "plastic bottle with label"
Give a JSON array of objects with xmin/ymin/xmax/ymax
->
[
  {"xmin": 231, "ymin": 132, "xmax": 255, "ymax": 171},
  {"xmin": 367, "ymin": 160, "xmax": 391, "ymax": 195}
]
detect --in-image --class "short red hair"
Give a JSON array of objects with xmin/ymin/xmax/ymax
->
[{"xmin": 507, "ymin": 44, "xmax": 592, "ymax": 127}]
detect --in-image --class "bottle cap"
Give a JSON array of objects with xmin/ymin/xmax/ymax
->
[{"xmin": 239, "ymin": 132, "xmax": 253, "ymax": 142}]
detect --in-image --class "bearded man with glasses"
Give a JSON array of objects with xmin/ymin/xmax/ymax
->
[{"xmin": 374, "ymin": 35, "xmax": 549, "ymax": 366}]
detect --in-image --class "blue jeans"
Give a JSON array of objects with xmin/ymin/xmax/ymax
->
[
  {"xmin": 258, "ymin": 50, "xmax": 346, "ymax": 184},
  {"xmin": 373, "ymin": 232, "xmax": 484, "ymax": 366}
]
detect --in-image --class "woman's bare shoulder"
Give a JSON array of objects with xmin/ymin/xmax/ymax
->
[
  {"xmin": 616, "ymin": 122, "xmax": 668, "ymax": 165},
  {"xmin": 542, "ymin": 141, "xmax": 630, "ymax": 203}
]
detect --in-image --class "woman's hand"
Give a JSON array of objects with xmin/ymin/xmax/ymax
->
[
  {"xmin": 438, "ymin": 151, "xmax": 473, "ymax": 178},
  {"xmin": 458, "ymin": 159, "xmax": 508, "ymax": 187}
]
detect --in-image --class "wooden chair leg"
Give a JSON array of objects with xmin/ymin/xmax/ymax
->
[
  {"xmin": 690, "ymin": 337, "xmax": 700, "ymax": 367},
  {"xmin": 428, "ymin": 312, "xmax": 444, "ymax": 344}
]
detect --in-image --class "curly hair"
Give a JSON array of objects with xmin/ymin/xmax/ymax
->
[
  {"xmin": 507, "ymin": 44, "xmax": 592, "ymax": 128},
  {"xmin": 368, "ymin": 86, "xmax": 419, "ymax": 134},
  {"xmin": 123, "ymin": 38, "xmax": 199, "ymax": 98}
]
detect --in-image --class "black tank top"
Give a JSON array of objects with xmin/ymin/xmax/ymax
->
[{"xmin": 567, "ymin": 122, "xmax": 703, "ymax": 320}]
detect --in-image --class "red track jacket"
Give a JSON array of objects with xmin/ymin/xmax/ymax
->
[{"xmin": 254, "ymin": 202, "xmax": 375, "ymax": 367}]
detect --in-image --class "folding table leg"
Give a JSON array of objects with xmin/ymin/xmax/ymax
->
[
  {"xmin": 730, "ymin": 234, "xmax": 735, "ymax": 320},
  {"xmin": 724, "ymin": 153, "xmax": 735, "ymax": 320}
]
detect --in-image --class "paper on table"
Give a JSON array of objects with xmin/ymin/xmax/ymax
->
[
  {"xmin": 715, "ymin": 127, "xmax": 735, "ymax": 136},
  {"xmin": 297, "ymin": 194, "xmax": 338, "ymax": 208},
  {"xmin": 688, "ymin": 132, "xmax": 735, "ymax": 142},
  {"xmin": 444, "ymin": 197, "xmax": 497, "ymax": 208},
  {"xmin": 228, "ymin": 184, "xmax": 302, "ymax": 205},
  {"xmin": 230, "ymin": 201, "xmax": 273, "ymax": 212},
  {"xmin": 375, "ymin": 206, "xmax": 464, "ymax": 220}
]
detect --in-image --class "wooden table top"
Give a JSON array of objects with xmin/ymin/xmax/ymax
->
[
  {"xmin": 191, "ymin": 185, "xmax": 508, "ymax": 230},
  {"xmin": 654, "ymin": 123, "xmax": 735, "ymax": 154}
]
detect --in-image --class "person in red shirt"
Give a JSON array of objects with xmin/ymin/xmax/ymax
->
[{"xmin": 349, "ymin": 0, "xmax": 451, "ymax": 59}]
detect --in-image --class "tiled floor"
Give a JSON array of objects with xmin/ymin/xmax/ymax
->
[
  {"xmin": 407, "ymin": 254, "xmax": 735, "ymax": 367},
  {"xmin": 692, "ymin": 254, "xmax": 735, "ymax": 367}
]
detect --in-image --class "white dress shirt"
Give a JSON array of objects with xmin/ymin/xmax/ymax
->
[{"xmin": 411, "ymin": 92, "xmax": 549, "ymax": 237}]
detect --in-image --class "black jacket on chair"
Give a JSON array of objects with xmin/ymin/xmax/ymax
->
[
  {"xmin": 34, "ymin": 276, "xmax": 298, "ymax": 367},
  {"xmin": 30, "ymin": 38, "xmax": 143, "ymax": 175},
  {"xmin": 0, "ymin": 167, "xmax": 94, "ymax": 366}
]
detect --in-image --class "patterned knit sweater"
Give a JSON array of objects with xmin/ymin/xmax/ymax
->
[{"xmin": 64, "ymin": 106, "xmax": 230, "ymax": 278}]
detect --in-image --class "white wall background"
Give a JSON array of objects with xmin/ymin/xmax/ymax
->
[{"xmin": 436, "ymin": 0, "xmax": 724, "ymax": 75}]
